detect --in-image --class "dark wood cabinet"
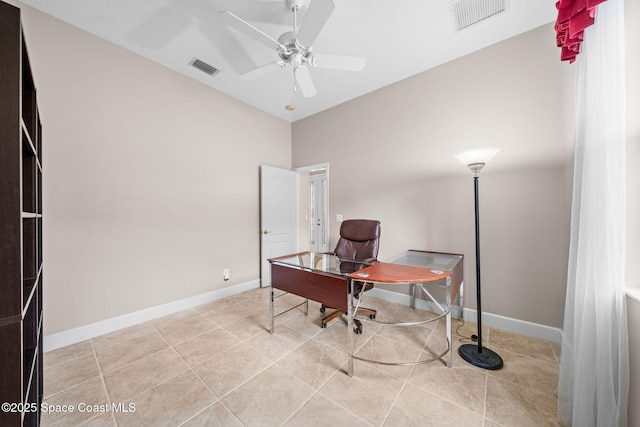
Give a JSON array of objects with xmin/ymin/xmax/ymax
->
[{"xmin": 0, "ymin": 2, "xmax": 44, "ymax": 425}]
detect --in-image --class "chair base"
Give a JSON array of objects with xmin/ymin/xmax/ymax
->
[{"xmin": 320, "ymin": 306, "xmax": 377, "ymax": 334}]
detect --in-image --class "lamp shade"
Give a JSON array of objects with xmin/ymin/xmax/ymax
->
[{"xmin": 454, "ymin": 147, "xmax": 500, "ymax": 167}]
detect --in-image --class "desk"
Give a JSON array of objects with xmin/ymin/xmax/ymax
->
[
  {"xmin": 269, "ymin": 250, "xmax": 463, "ymax": 376},
  {"xmin": 269, "ymin": 252, "xmax": 372, "ymax": 332},
  {"xmin": 348, "ymin": 250, "xmax": 463, "ymax": 375}
]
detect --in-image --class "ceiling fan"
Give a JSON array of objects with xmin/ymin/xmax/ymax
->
[{"xmin": 220, "ymin": 0, "xmax": 366, "ymax": 98}]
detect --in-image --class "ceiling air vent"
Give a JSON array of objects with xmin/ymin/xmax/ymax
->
[
  {"xmin": 189, "ymin": 57, "xmax": 220, "ymax": 76},
  {"xmin": 450, "ymin": 0, "xmax": 507, "ymax": 32}
]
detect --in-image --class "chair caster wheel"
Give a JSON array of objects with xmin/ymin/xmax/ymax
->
[
  {"xmin": 354, "ymin": 328, "xmax": 362, "ymax": 334},
  {"xmin": 321, "ymin": 323, "xmax": 327, "ymax": 329},
  {"xmin": 369, "ymin": 314, "xmax": 376, "ymax": 319},
  {"xmin": 320, "ymin": 307, "xmax": 326, "ymax": 313}
]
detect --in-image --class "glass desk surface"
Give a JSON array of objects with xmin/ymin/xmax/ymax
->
[
  {"xmin": 269, "ymin": 249, "xmax": 464, "ymax": 375},
  {"xmin": 270, "ymin": 252, "xmax": 373, "ymax": 276},
  {"xmin": 388, "ymin": 250, "xmax": 462, "ymax": 271}
]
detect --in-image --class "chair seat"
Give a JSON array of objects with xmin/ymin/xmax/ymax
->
[{"xmin": 319, "ymin": 219, "xmax": 381, "ymax": 333}]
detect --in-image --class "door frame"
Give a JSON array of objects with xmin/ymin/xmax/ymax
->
[{"xmin": 295, "ymin": 162, "xmax": 330, "ymax": 253}]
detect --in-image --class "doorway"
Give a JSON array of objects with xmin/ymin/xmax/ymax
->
[
  {"xmin": 308, "ymin": 169, "xmax": 329, "ymax": 252},
  {"xmin": 295, "ymin": 162, "xmax": 330, "ymax": 253},
  {"xmin": 259, "ymin": 163, "xmax": 330, "ymax": 287}
]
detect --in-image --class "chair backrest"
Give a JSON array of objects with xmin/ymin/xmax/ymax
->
[{"xmin": 333, "ymin": 219, "xmax": 381, "ymax": 261}]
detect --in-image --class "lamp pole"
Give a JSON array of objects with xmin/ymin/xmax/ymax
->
[
  {"xmin": 473, "ymin": 174, "xmax": 484, "ymax": 352},
  {"xmin": 454, "ymin": 149, "xmax": 503, "ymax": 370}
]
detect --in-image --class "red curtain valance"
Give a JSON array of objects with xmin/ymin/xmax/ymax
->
[{"xmin": 555, "ymin": 0, "xmax": 607, "ymax": 62}]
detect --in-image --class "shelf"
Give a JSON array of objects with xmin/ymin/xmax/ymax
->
[
  {"xmin": 22, "ymin": 265, "xmax": 41, "ymax": 316},
  {"xmin": 21, "ymin": 40, "xmax": 38, "ymax": 143},
  {"xmin": 23, "ymin": 348, "xmax": 40, "ymax": 427},
  {"xmin": 37, "ymin": 217, "xmax": 42, "ymax": 274},
  {"xmin": 21, "ymin": 140, "xmax": 37, "ymax": 215},
  {"xmin": 22, "ymin": 281, "xmax": 39, "ymax": 414},
  {"xmin": 37, "ymin": 116, "xmax": 42, "ymax": 169},
  {"xmin": 37, "ymin": 166, "xmax": 42, "ymax": 214},
  {"xmin": 20, "ymin": 121, "xmax": 36, "ymax": 154},
  {"xmin": 1, "ymin": 4, "xmax": 44, "ymax": 425},
  {"xmin": 22, "ymin": 217, "xmax": 37, "ymax": 304},
  {"xmin": 22, "ymin": 348, "xmax": 36, "ymax": 402}
]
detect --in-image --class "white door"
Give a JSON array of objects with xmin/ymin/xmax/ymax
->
[
  {"xmin": 260, "ymin": 165, "xmax": 298, "ymax": 287},
  {"xmin": 309, "ymin": 172, "xmax": 330, "ymax": 253}
]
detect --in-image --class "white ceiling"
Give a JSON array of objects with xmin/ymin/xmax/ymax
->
[{"xmin": 21, "ymin": 0, "xmax": 557, "ymax": 122}]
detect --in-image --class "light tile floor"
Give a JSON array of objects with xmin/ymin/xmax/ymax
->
[{"xmin": 42, "ymin": 287, "xmax": 561, "ymax": 426}]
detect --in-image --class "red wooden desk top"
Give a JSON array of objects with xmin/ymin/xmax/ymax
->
[{"xmin": 348, "ymin": 262, "xmax": 450, "ymax": 283}]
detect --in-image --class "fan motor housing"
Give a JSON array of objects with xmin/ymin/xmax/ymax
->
[
  {"xmin": 277, "ymin": 31, "xmax": 297, "ymax": 50},
  {"xmin": 286, "ymin": 0, "xmax": 305, "ymax": 12},
  {"xmin": 278, "ymin": 31, "xmax": 313, "ymax": 65}
]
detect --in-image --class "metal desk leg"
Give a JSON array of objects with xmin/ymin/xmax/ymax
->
[
  {"xmin": 270, "ymin": 285, "xmax": 274, "ymax": 334},
  {"xmin": 446, "ymin": 276, "xmax": 452, "ymax": 367},
  {"xmin": 347, "ymin": 278, "xmax": 354, "ymax": 377},
  {"xmin": 410, "ymin": 282, "xmax": 416, "ymax": 309}
]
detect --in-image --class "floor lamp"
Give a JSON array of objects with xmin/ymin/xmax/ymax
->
[{"xmin": 454, "ymin": 147, "xmax": 504, "ymax": 370}]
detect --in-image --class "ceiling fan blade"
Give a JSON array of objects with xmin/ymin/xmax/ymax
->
[
  {"xmin": 219, "ymin": 11, "xmax": 285, "ymax": 51},
  {"xmin": 296, "ymin": 0, "xmax": 336, "ymax": 48},
  {"xmin": 126, "ymin": 6, "xmax": 191, "ymax": 49},
  {"xmin": 241, "ymin": 61, "xmax": 285, "ymax": 80},
  {"xmin": 217, "ymin": 1, "xmax": 288, "ymax": 23},
  {"xmin": 310, "ymin": 54, "xmax": 366, "ymax": 71},
  {"xmin": 294, "ymin": 66, "xmax": 317, "ymax": 98}
]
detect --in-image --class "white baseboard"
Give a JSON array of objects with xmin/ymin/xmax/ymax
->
[
  {"xmin": 45, "ymin": 279, "xmax": 563, "ymax": 352},
  {"xmin": 368, "ymin": 287, "xmax": 562, "ymax": 344},
  {"xmin": 367, "ymin": 287, "xmax": 464, "ymax": 318},
  {"xmin": 43, "ymin": 279, "xmax": 261, "ymax": 352},
  {"xmin": 460, "ymin": 308, "xmax": 562, "ymax": 343}
]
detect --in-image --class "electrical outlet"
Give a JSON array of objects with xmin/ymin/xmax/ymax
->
[{"xmin": 223, "ymin": 269, "xmax": 230, "ymax": 281}]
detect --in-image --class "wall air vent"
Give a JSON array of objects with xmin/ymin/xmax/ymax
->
[
  {"xmin": 189, "ymin": 57, "xmax": 220, "ymax": 76},
  {"xmin": 450, "ymin": 0, "xmax": 507, "ymax": 32}
]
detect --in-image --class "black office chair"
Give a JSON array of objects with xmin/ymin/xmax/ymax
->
[{"xmin": 321, "ymin": 219, "xmax": 380, "ymax": 333}]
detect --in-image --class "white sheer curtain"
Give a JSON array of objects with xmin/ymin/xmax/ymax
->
[{"xmin": 558, "ymin": 0, "xmax": 629, "ymax": 426}]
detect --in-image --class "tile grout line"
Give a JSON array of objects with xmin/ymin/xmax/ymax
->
[
  {"xmin": 483, "ymin": 366, "xmax": 489, "ymax": 423},
  {"xmin": 278, "ymin": 389, "xmax": 319, "ymax": 426},
  {"xmin": 315, "ymin": 388, "xmax": 376, "ymax": 427},
  {"xmin": 311, "ymin": 361, "xmax": 382, "ymax": 427},
  {"xmin": 43, "ymin": 348, "xmax": 94, "ymax": 371},
  {"xmin": 379, "ymin": 375, "xmax": 410, "ymax": 427},
  {"xmin": 42, "ymin": 351, "xmax": 104, "ymax": 401},
  {"xmin": 173, "ymin": 370, "xmax": 245, "ymax": 427},
  {"xmin": 88, "ymin": 339, "xmax": 116, "ymax": 426},
  {"xmin": 176, "ymin": 401, "xmax": 218, "ymax": 427}
]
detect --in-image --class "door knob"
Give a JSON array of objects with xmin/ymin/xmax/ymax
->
[{"xmin": 263, "ymin": 230, "xmax": 270, "ymax": 234}]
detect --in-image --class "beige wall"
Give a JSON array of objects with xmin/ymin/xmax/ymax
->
[
  {"xmin": 292, "ymin": 23, "xmax": 574, "ymax": 329},
  {"xmin": 14, "ymin": 2, "xmax": 291, "ymax": 335}
]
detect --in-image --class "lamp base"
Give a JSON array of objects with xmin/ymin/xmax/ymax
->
[{"xmin": 458, "ymin": 344, "xmax": 504, "ymax": 370}]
